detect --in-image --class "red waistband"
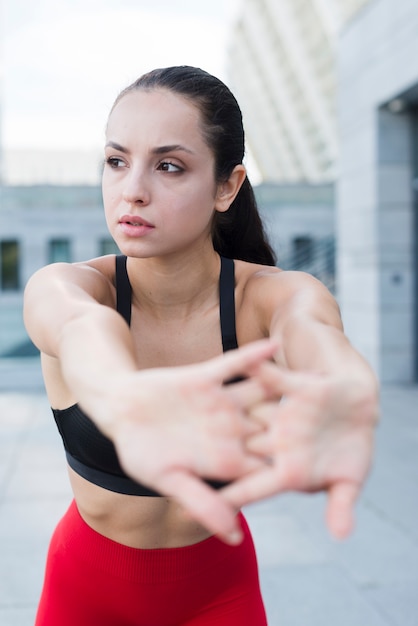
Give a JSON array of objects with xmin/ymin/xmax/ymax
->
[{"xmin": 57, "ymin": 500, "xmax": 253, "ymax": 584}]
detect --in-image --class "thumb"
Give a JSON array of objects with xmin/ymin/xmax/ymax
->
[{"xmin": 205, "ymin": 339, "xmax": 279, "ymax": 384}]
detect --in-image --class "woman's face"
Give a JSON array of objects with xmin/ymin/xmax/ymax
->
[{"xmin": 103, "ymin": 88, "xmax": 223, "ymax": 259}]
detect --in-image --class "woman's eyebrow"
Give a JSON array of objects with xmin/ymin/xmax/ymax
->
[
  {"xmin": 105, "ymin": 141, "xmax": 129, "ymax": 153},
  {"xmin": 151, "ymin": 144, "xmax": 195, "ymax": 155},
  {"xmin": 105, "ymin": 142, "xmax": 195, "ymax": 155}
]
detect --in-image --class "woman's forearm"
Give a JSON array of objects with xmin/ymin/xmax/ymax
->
[
  {"xmin": 58, "ymin": 304, "xmax": 140, "ymax": 436},
  {"xmin": 280, "ymin": 315, "xmax": 377, "ymax": 387}
]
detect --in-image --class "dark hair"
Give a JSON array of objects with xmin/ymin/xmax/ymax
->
[{"xmin": 112, "ymin": 66, "xmax": 276, "ymax": 266}]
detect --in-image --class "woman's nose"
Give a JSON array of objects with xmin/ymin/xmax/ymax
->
[{"xmin": 122, "ymin": 171, "xmax": 150, "ymax": 205}]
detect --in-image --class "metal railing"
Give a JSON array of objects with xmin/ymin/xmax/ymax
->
[{"xmin": 278, "ymin": 237, "xmax": 336, "ymax": 294}]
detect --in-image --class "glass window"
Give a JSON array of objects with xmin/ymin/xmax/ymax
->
[
  {"xmin": 99, "ymin": 238, "xmax": 120, "ymax": 256},
  {"xmin": 49, "ymin": 239, "xmax": 71, "ymax": 264},
  {"xmin": 292, "ymin": 236, "xmax": 314, "ymax": 268},
  {"xmin": 1, "ymin": 240, "xmax": 20, "ymax": 291}
]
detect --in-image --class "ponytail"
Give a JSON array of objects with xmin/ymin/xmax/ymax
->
[{"xmin": 212, "ymin": 177, "xmax": 276, "ymax": 265}]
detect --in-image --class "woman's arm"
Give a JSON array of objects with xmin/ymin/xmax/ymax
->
[
  {"xmin": 223, "ymin": 271, "xmax": 379, "ymax": 539},
  {"xmin": 24, "ymin": 262, "xmax": 277, "ymax": 543}
]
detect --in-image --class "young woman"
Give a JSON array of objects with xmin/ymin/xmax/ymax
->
[{"xmin": 24, "ymin": 66, "xmax": 378, "ymax": 626}]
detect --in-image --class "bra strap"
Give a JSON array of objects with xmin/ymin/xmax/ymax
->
[
  {"xmin": 115, "ymin": 255, "xmax": 132, "ymax": 326},
  {"xmin": 219, "ymin": 256, "xmax": 238, "ymax": 352}
]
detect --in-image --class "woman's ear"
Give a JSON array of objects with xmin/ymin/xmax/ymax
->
[{"xmin": 215, "ymin": 165, "xmax": 247, "ymax": 213}]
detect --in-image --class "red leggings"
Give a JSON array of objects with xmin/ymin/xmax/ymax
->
[{"xmin": 35, "ymin": 500, "xmax": 267, "ymax": 625}]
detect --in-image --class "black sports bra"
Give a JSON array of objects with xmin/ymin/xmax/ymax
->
[{"xmin": 52, "ymin": 255, "xmax": 239, "ymax": 496}]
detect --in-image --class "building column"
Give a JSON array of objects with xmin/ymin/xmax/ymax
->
[
  {"xmin": 337, "ymin": 105, "xmax": 415, "ymax": 383},
  {"xmin": 376, "ymin": 106, "xmax": 414, "ymax": 381}
]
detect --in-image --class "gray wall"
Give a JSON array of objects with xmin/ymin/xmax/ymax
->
[{"xmin": 337, "ymin": 0, "xmax": 418, "ymax": 382}]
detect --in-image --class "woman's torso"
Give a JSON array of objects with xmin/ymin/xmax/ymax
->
[{"xmin": 42, "ymin": 253, "xmax": 280, "ymax": 549}]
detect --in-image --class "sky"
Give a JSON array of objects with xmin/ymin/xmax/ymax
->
[{"xmin": 1, "ymin": 0, "xmax": 242, "ymax": 151}]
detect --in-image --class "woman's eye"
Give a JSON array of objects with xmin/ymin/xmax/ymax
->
[
  {"xmin": 106, "ymin": 157, "xmax": 125, "ymax": 168},
  {"xmin": 158, "ymin": 161, "xmax": 183, "ymax": 173}
]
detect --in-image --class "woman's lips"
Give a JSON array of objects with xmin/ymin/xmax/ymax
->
[{"xmin": 119, "ymin": 214, "xmax": 155, "ymax": 237}]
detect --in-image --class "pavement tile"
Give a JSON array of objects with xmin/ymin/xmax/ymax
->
[
  {"xmin": 0, "ymin": 608, "xmax": 38, "ymax": 626},
  {"xmin": 244, "ymin": 504, "xmax": 327, "ymax": 566},
  {"xmin": 259, "ymin": 564, "xmax": 391, "ymax": 626},
  {"xmin": 0, "ymin": 551, "xmax": 46, "ymax": 607},
  {"xmin": 364, "ymin": 582, "xmax": 418, "ymax": 626}
]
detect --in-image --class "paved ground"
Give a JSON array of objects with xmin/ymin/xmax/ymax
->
[{"xmin": 0, "ymin": 357, "xmax": 417, "ymax": 625}]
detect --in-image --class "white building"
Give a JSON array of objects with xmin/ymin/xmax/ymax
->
[
  {"xmin": 2, "ymin": 149, "xmax": 103, "ymax": 185},
  {"xmin": 228, "ymin": 0, "xmax": 369, "ymax": 183}
]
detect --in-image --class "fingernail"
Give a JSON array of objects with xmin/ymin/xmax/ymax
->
[{"xmin": 227, "ymin": 529, "xmax": 243, "ymax": 545}]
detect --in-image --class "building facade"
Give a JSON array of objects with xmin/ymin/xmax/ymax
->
[
  {"xmin": 0, "ymin": 185, "xmax": 118, "ymax": 355},
  {"xmin": 257, "ymin": 182, "xmax": 335, "ymax": 291},
  {"xmin": 337, "ymin": 0, "xmax": 418, "ymax": 382},
  {"xmin": 227, "ymin": 0, "xmax": 369, "ymax": 183}
]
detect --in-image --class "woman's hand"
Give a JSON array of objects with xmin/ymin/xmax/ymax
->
[
  {"xmin": 222, "ymin": 363, "xmax": 379, "ymax": 539},
  {"xmin": 103, "ymin": 340, "xmax": 277, "ymax": 544}
]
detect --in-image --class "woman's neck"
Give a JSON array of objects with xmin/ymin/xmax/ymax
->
[{"xmin": 125, "ymin": 248, "xmax": 221, "ymax": 319}]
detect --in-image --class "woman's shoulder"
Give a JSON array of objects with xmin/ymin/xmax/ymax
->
[
  {"xmin": 71, "ymin": 254, "xmax": 119, "ymax": 304},
  {"xmin": 235, "ymin": 259, "xmax": 321, "ymax": 292},
  {"xmin": 235, "ymin": 259, "xmax": 336, "ymax": 315},
  {"xmin": 80, "ymin": 253, "xmax": 118, "ymax": 283},
  {"xmin": 26, "ymin": 254, "xmax": 118, "ymax": 306}
]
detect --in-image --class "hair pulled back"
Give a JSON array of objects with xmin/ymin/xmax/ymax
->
[{"xmin": 112, "ymin": 66, "xmax": 276, "ymax": 266}]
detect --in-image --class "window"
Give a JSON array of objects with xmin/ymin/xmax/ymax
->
[
  {"xmin": 99, "ymin": 238, "xmax": 120, "ymax": 256},
  {"xmin": 292, "ymin": 236, "xmax": 314, "ymax": 269},
  {"xmin": 1, "ymin": 240, "xmax": 20, "ymax": 291},
  {"xmin": 49, "ymin": 239, "xmax": 71, "ymax": 264}
]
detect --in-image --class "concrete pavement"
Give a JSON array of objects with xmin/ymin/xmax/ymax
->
[{"xmin": 0, "ymin": 357, "xmax": 417, "ymax": 625}]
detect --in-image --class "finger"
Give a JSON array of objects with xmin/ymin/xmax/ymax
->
[
  {"xmin": 238, "ymin": 416, "xmax": 266, "ymax": 438},
  {"xmin": 247, "ymin": 401, "xmax": 279, "ymax": 426},
  {"xmin": 243, "ymin": 402, "xmax": 284, "ymax": 452},
  {"xmin": 225, "ymin": 379, "xmax": 275, "ymax": 413},
  {"xmin": 326, "ymin": 482, "xmax": 358, "ymax": 539},
  {"xmin": 205, "ymin": 339, "xmax": 279, "ymax": 384},
  {"xmin": 202, "ymin": 447, "xmax": 271, "ymax": 476},
  {"xmin": 244, "ymin": 430, "xmax": 276, "ymax": 456},
  {"xmin": 258, "ymin": 362, "xmax": 319, "ymax": 397},
  {"xmin": 158, "ymin": 470, "xmax": 244, "ymax": 545},
  {"xmin": 221, "ymin": 466, "xmax": 284, "ymax": 510}
]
